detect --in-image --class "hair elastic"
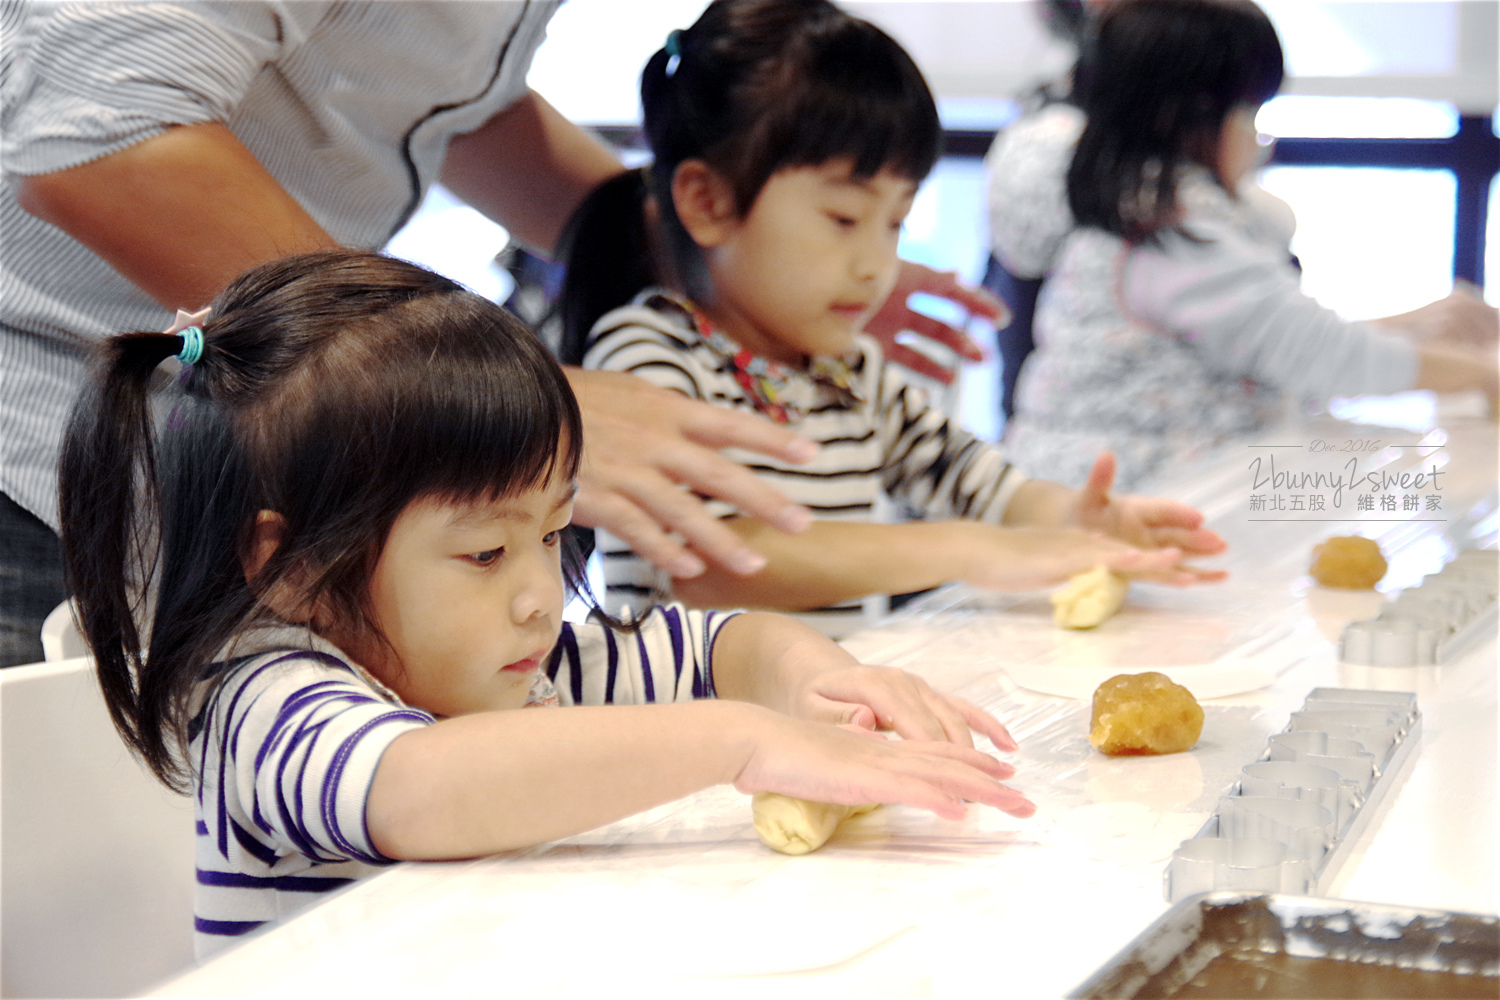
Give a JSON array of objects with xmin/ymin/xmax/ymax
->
[
  {"xmin": 175, "ymin": 326, "xmax": 204, "ymax": 365},
  {"xmin": 162, "ymin": 306, "xmax": 212, "ymax": 364},
  {"xmin": 664, "ymin": 28, "xmax": 683, "ymax": 76}
]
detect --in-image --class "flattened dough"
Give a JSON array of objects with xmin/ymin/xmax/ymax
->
[
  {"xmin": 751, "ymin": 793, "xmax": 879, "ymax": 855},
  {"xmin": 1052, "ymin": 564, "xmax": 1130, "ymax": 629}
]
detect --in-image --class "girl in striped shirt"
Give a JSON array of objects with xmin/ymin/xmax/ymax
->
[
  {"xmin": 58, "ymin": 250, "xmax": 1033, "ymax": 957},
  {"xmin": 559, "ymin": 0, "xmax": 1228, "ymax": 625}
]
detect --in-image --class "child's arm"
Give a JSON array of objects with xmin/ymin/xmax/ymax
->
[
  {"xmin": 1002, "ymin": 452, "xmax": 1229, "ymax": 568},
  {"xmin": 871, "ymin": 358, "xmax": 1227, "ymax": 568},
  {"xmin": 365, "ymin": 698, "xmax": 1031, "ymax": 860},
  {"xmin": 707, "ymin": 612, "xmax": 1017, "ymax": 749},
  {"xmin": 671, "ymin": 516, "xmax": 1198, "ymax": 612}
]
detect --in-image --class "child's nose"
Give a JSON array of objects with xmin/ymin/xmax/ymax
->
[
  {"xmin": 510, "ymin": 560, "xmax": 564, "ymax": 625},
  {"xmin": 852, "ymin": 233, "xmax": 892, "ymax": 283}
]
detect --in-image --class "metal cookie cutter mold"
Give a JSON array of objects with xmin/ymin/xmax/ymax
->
[
  {"xmin": 1340, "ymin": 548, "xmax": 1498, "ymax": 666},
  {"xmin": 1164, "ymin": 687, "xmax": 1420, "ymax": 901}
]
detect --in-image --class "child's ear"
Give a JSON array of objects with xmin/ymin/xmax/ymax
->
[
  {"xmin": 671, "ymin": 159, "xmax": 739, "ymax": 247},
  {"xmin": 242, "ymin": 510, "xmax": 316, "ymax": 623}
]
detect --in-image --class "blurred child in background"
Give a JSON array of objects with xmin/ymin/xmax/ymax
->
[
  {"xmin": 560, "ymin": 0, "xmax": 1226, "ymax": 632},
  {"xmin": 1000, "ymin": 0, "xmax": 1497, "ymax": 491}
]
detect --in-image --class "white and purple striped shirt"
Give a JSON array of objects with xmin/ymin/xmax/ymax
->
[{"xmin": 188, "ymin": 605, "xmax": 739, "ymax": 958}]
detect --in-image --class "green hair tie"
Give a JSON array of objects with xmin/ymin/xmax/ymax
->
[
  {"xmin": 175, "ymin": 325, "xmax": 204, "ymax": 365},
  {"xmin": 665, "ymin": 28, "xmax": 683, "ymax": 58}
]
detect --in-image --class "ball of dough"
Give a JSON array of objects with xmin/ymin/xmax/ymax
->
[
  {"xmin": 1310, "ymin": 536, "xmax": 1387, "ymax": 589},
  {"xmin": 1089, "ymin": 672, "xmax": 1203, "ymax": 756},
  {"xmin": 751, "ymin": 793, "xmax": 879, "ymax": 855},
  {"xmin": 1052, "ymin": 564, "xmax": 1130, "ymax": 629}
]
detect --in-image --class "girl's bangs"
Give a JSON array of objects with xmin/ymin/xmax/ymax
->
[
  {"xmin": 377, "ymin": 311, "xmax": 582, "ymax": 509},
  {"xmin": 255, "ymin": 293, "xmax": 582, "ymax": 528},
  {"xmin": 730, "ymin": 23, "xmax": 940, "ymax": 204},
  {"xmin": 783, "ymin": 76, "xmax": 940, "ymax": 182}
]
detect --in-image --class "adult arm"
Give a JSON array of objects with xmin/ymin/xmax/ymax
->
[
  {"xmin": 16, "ymin": 122, "xmax": 338, "ymax": 311},
  {"xmin": 440, "ymin": 89, "xmax": 624, "ymax": 256},
  {"xmin": 18, "ymin": 121, "xmax": 813, "ymax": 579}
]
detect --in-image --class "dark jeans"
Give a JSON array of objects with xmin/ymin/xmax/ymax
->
[
  {"xmin": 0, "ymin": 491, "xmax": 67, "ymax": 667},
  {"xmin": 981, "ymin": 254, "xmax": 1044, "ymax": 422}
]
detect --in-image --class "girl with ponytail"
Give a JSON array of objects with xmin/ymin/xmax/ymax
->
[
  {"xmin": 561, "ymin": 0, "xmax": 1227, "ymax": 631},
  {"xmin": 58, "ymin": 249, "xmax": 1034, "ymax": 957},
  {"xmin": 1003, "ymin": 0, "xmax": 1497, "ymax": 490}
]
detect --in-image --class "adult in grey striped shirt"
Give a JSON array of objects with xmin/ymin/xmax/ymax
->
[{"xmin": 0, "ymin": 0, "xmax": 819, "ymax": 666}]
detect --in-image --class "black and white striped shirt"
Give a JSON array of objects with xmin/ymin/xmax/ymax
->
[
  {"xmin": 1, "ymin": 0, "xmax": 555, "ymax": 527},
  {"xmin": 583, "ymin": 292, "xmax": 1029, "ymax": 629},
  {"xmin": 189, "ymin": 605, "xmax": 737, "ymax": 957}
]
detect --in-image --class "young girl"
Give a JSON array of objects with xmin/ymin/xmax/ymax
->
[
  {"xmin": 57, "ymin": 250, "xmax": 1035, "ymax": 958},
  {"xmin": 559, "ymin": 0, "xmax": 1226, "ymax": 629},
  {"xmin": 1002, "ymin": 0, "xmax": 1499, "ymax": 490}
]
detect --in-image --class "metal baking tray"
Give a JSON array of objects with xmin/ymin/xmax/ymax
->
[{"xmin": 1069, "ymin": 892, "xmax": 1499, "ymax": 999}]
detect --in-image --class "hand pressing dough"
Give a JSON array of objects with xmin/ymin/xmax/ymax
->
[
  {"xmin": 1052, "ymin": 564, "xmax": 1130, "ymax": 629},
  {"xmin": 751, "ymin": 793, "xmax": 879, "ymax": 855}
]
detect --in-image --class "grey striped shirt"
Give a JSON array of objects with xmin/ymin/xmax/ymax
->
[
  {"xmin": 1, "ymin": 0, "xmax": 556, "ymax": 528},
  {"xmin": 190, "ymin": 605, "xmax": 737, "ymax": 957},
  {"xmin": 583, "ymin": 292, "xmax": 1029, "ymax": 628}
]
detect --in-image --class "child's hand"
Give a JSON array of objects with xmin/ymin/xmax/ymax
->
[
  {"xmin": 957, "ymin": 523, "xmax": 1200, "ymax": 588},
  {"xmin": 1375, "ymin": 285, "xmax": 1498, "ymax": 349},
  {"xmin": 789, "ymin": 663, "xmax": 1019, "ymax": 751},
  {"xmin": 1069, "ymin": 452, "xmax": 1229, "ymax": 577},
  {"xmin": 732, "ymin": 709, "xmax": 1036, "ymax": 820},
  {"xmin": 712, "ymin": 614, "xmax": 1018, "ymax": 752}
]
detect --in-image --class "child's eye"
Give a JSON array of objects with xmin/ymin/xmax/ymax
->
[
  {"xmin": 827, "ymin": 212, "xmax": 857, "ymax": 229},
  {"xmin": 468, "ymin": 548, "xmax": 504, "ymax": 566},
  {"xmin": 542, "ymin": 530, "xmax": 561, "ymax": 547}
]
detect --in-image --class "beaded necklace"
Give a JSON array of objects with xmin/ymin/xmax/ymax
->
[{"xmin": 660, "ymin": 293, "xmax": 859, "ymax": 425}]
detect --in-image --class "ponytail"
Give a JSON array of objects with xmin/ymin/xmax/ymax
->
[
  {"xmin": 59, "ymin": 329, "xmax": 223, "ymax": 790},
  {"xmin": 557, "ymin": 168, "xmax": 656, "ymax": 365}
]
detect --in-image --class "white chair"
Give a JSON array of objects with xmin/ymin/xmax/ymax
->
[
  {"xmin": 0, "ymin": 656, "xmax": 197, "ymax": 998},
  {"xmin": 39, "ymin": 599, "xmax": 88, "ymax": 662}
]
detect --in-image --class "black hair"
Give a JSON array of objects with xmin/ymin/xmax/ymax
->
[
  {"xmin": 1067, "ymin": 0, "xmax": 1284, "ymax": 241},
  {"xmin": 558, "ymin": 0, "xmax": 941, "ymax": 364},
  {"xmin": 58, "ymin": 250, "xmax": 586, "ymax": 791}
]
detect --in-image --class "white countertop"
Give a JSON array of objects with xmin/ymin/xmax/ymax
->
[{"xmin": 150, "ymin": 413, "xmax": 1498, "ymax": 998}]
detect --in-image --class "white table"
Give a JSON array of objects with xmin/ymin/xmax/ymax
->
[{"xmin": 151, "ymin": 411, "xmax": 1498, "ymax": 998}]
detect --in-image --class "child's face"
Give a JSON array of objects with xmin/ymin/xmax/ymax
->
[
  {"xmin": 1216, "ymin": 105, "xmax": 1263, "ymax": 189},
  {"xmin": 696, "ymin": 159, "xmax": 916, "ymax": 364},
  {"xmin": 339, "ymin": 474, "xmax": 575, "ymax": 718}
]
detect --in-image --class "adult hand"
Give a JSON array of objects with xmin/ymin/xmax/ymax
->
[
  {"xmin": 864, "ymin": 260, "xmax": 1010, "ymax": 385},
  {"xmin": 1069, "ymin": 452, "xmax": 1229, "ymax": 577},
  {"xmin": 565, "ymin": 369, "xmax": 816, "ymax": 578}
]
